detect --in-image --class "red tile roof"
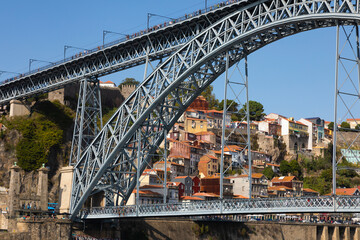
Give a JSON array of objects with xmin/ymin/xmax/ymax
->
[
  {"xmin": 336, "ymin": 188, "xmax": 359, "ymax": 195},
  {"xmin": 271, "ymin": 176, "xmax": 296, "ymax": 183},
  {"xmin": 181, "ymin": 196, "xmax": 204, "ymax": 201}
]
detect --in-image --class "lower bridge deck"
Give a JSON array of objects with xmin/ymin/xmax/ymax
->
[{"xmin": 81, "ymin": 196, "xmax": 360, "ymax": 219}]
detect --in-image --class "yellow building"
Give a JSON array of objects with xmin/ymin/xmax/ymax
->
[{"xmin": 184, "ymin": 117, "xmax": 208, "ymax": 134}]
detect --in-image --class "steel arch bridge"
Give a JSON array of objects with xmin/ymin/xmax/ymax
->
[
  {"xmin": 68, "ymin": 0, "xmax": 360, "ymax": 218},
  {"xmin": 0, "ymin": 2, "xmax": 244, "ymax": 105}
]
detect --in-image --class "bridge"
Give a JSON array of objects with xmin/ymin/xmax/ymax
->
[{"xmin": 1, "ymin": 0, "xmax": 360, "ymax": 220}]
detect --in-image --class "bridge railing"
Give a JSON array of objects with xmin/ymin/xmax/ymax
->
[{"xmin": 80, "ymin": 196, "xmax": 360, "ymax": 219}]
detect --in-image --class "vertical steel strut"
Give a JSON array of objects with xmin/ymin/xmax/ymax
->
[
  {"xmin": 69, "ymin": 77, "xmax": 103, "ymax": 166},
  {"xmin": 333, "ymin": 24, "xmax": 360, "ymax": 195}
]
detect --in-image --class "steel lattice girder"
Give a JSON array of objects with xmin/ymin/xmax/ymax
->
[
  {"xmin": 69, "ymin": 78, "xmax": 103, "ymax": 166},
  {"xmin": 70, "ymin": 0, "xmax": 360, "ymax": 218},
  {"xmin": 0, "ymin": 1, "xmax": 247, "ymax": 105},
  {"xmin": 81, "ymin": 196, "xmax": 360, "ymax": 219}
]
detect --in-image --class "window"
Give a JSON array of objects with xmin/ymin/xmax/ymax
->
[{"xmin": 192, "ymin": 120, "xmax": 196, "ymax": 129}]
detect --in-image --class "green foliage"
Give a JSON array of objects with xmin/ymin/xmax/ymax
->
[
  {"xmin": 263, "ymin": 166, "xmax": 276, "ymax": 180},
  {"xmin": 279, "ymin": 160, "xmax": 291, "ymax": 176},
  {"xmin": 118, "ymin": 77, "xmax": 139, "ymax": 88},
  {"xmin": 328, "ymin": 122, "xmax": 334, "ymax": 130},
  {"xmin": 14, "ymin": 118, "xmax": 62, "ymax": 171},
  {"xmin": 102, "ymin": 107, "xmax": 118, "ymax": 125},
  {"xmin": 201, "ymin": 85, "xmax": 219, "ymax": 109},
  {"xmin": 356, "ymin": 124, "xmax": 360, "ymax": 130},
  {"xmin": 238, "ymin": 100, "xmax": 265, "ymax": 121},
  {"xmin": 303, "ymin": 176, "xmax": 330, "ymax": 195},
  {"xmin": 3, "ymin": 100, "xmax": 73, "ymax": 171},
  {"xmin": 340, "ymin": 121, "xmax": 351, "ymax": 131},
  {"xmin": 289, "ymin": 159, "xmax": 302, "ymax": 179}
]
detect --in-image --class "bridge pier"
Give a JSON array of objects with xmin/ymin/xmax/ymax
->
[{"xmin": 59, "ymin": 166, "xmax": 74, "ymax": 214}]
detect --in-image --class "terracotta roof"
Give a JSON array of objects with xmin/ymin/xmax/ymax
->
[
  {"xmin": 195, "ymin": 131, "xmax": 215, "ymax": 135},
  {"xmin": 271, "ymin": 176, "xmax": 296, "ymax": 183},
  {"xmin": 233, "ymin": 173, "xmax": 264, "ymax": 179},
  {"xmin": 268, "ymin": 186, "xmax": 292, "ymax": 191},
  {"xmin": 193, "ymin": 192, "xmax": 219, "ymax": 197},
  {"xmin": 169, "ymin": 155, "xmax": 190, "ymax": 159},
  {"xmin": 205, "ymin": 110, "xmax": 223, "ymax": 114},
  {"xmin": 186, "ymin": 117, "xmax": 207, "ymax": 122},
  {"xmin": 303, "ymin": 188, "xmax": 319, "ymax": 193},
  {"xmin": 181, "ymin": 196, "xmax": 204, "ymax": 201},
  {"xmin": 155, "ymin": 161, "xmax": 184, "ymax": 167},
  {"xmin": 132, "ymin": 190, "xmax": 162, "ymax": 197},
  {"xmin": 347, "ymin": 119, "xmax": 360, "ymax": 121},
  {"xmin": 205, "ymin": 154, "xmax": 218, "ymax": 160},
  {"xmin": 167, "ymin": 182, "xmax": 183, "ymax": 187},
  {"xmin": 212, "ymin": 150, "xmax": 231, "ymax": 155},
  {"xmin": 174, "ymin": 176, "xmax": 188, "ymax": 179},
  {"xmin": 233, "ymin": 195, "xmax": 248, "ymax": 199},
  {"xmin": 336, "ymin": 188, "xmax": 359, "ymax": 195},
  {"xmin": 266, "ymin": 163, "xmax": 280, "ymax": 167}
]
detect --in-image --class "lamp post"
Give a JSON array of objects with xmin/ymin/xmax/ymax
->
[
  {"xmin": 64, "ymin": 45, "xmax": 90, "ymax": 60},
  {"xmin": 147, "ymin": 13, "xmax": 175, "ymax": 30},
  {"xmin": 102, "ymin": 30, "xmax": 127, "ymax": 46},
  {"xmin": 29, "ymin": 59, "xmax": 54, "ymax": 72}
]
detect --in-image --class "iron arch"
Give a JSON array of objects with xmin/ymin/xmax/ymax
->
[{"xmin": 70, "ymin": 0, "xmax": 360, "ymax": 218}]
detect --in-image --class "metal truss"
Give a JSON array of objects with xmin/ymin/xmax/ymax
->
[
  {"xmin": 81, "ymin": 196, "xmax": 360, "ymax": 219},
  {"xmin": 220, "ymin": 55, "xmax": 252, "ymax": 199},
  {"xmin": 69, "ymin": 0, "xmax": 360, "ymax": 219},
  {"xmin": 333, "ymin": 24, "xmax": 360, "ymax": 193},
  {"xmin": 69, "ymin": 77, "xmax": 103, "ymax": 166},
  {"xmin": 0, "ymin": 1, "xmax": 246, "ymax": 105}
]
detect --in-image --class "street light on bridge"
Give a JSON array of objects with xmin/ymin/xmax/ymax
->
[
  {"xmin": 64, "ymin": 45, "xmax": 90, "ymax": 60},
  {"xmin": 102, "ymin": 30, "xmax": 127, "ymax": 46},
  {"xmin": 147, "ymin": 13, "xmax": 176, "ymax": 30},
  {"xmin": 29, "ymin": 59, "xmax": 55, "ymax": 72}
]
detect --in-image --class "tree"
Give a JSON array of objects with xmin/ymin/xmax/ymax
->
[
  {"xmin": 355, "ymin": 124, "xmax": 360, "ymax": 130},
  {"xmin": 118, "ymin": 78, "xmax": 140, "ymax": 88},
  {"xmin": 280, "ymin": 160, "xmax": 292, "ymax": 176},
  {"xmin": 328, "ymin": 122, "xmax": 334, "ymax": 130},
  {"xmin": 263, "ymin": 166, "xmax": 276, "ymax": 180},
  {"xmin": 238, "ymin": 100, "xmax": 265, "ymax": 121},
  {"xmin": 340, "ymin": 121, "xmax": 351, "ymax": 131},
  {"xmin": 289, "ymin": 159, "xmax": 302, "ymax": 179},
  {"xmin": 201, "ymin": 85, "xmax": 219, "ymax": 109}
]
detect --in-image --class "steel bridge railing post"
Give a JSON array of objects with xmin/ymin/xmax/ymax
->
[
  {"xmin": 163, "ymin": 129, "xmax": 168, "ymax": 204},
  {"xmin": 245, "ymin": 54, "xmax": 252, "ymax": 199},
  {"xmin": 332, "ymin": 24, "xmax": 340, "ymax": 196},
  {"xmin": 220, "ymin": 51, "xmax": 229, "ymax": 200}
]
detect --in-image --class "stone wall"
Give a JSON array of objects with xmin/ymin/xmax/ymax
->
[
  {"xmin": 74, "ymin": 218, "xmax": 360, "ymax": 240},
  {"xmin": 0, "ymin": 218, "xmax": 72, "ymax": 240}
]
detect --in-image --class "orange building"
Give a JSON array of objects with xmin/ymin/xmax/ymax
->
[{"xmin": 198, "ymin": 154, "xmax": 218, "ymax": 177}]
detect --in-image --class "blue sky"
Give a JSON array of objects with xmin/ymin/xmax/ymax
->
[{"xmin": 0, "ymin": 0, "xmax": 354, "ymax": 122}]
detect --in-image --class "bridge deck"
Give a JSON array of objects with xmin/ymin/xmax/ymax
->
[{"xmin": 81, "ymin": 196, "xmax": 360, "ymax": 219}]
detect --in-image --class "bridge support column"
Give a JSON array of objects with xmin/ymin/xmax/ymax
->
[
  {"xmin": 332, "ymin": 226, "xmax": 340, "ymax": 240},
  {"xmin": 333, "ymin": 24, "xmax": 360, "ymax": 193},
  {"xmin": 354, "ymin": 227, "xmax": 360, "ymax": 240},
  {"xmin": 321, "ymin": 226, "xmax": 329, "ymax": 240},
  {"xmin": 8, "ymin": 163, "xmax": 21, "ymax": 217},
  {"xmin": 69, "ymin": 77, "xmax": 103, "ymax": 166},
  {"xmin": 344, "ymin": 226, "xmax": 351, "ymax": 240},
  {"xmin": 59, "ymin": 166, "xmax": 74, "ymax": 214},
  {"xmin": 37, "ymin": 165, "xmax": 49, "ymax": 212},
  {"xmin": 220, "ymin": 53, "xmax": 251, "ymax": 198}
]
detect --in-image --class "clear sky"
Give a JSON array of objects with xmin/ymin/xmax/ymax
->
[{"xmin": 0, "ymin": 0, "xmax": 357, "ymax": 122}]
